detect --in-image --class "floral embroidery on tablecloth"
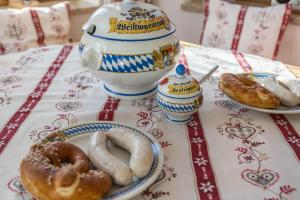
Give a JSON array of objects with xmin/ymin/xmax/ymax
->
[
  {"xmin": 11, "ymin": 89, "xmax": 177, "ymax": 200},
  {"xmin": 8, "ymin": 161, "xmax": 177, "ymax": 200},
  {"xmin": 29, "ymin": 70, "xmax": 96, "ymax": 142},
  {"xmin": 29, "ymin": 113, "xmax": 78, "ymax": 142},
  {"xmin": 215, "ymin": 86, "xmax": 296, "ymax": 200},
  {"xmin": 7, "ymin": 176, "xmax": 35, "ymax": 200},
  {"xmin": 0, "ymin": 75, "xmax": 20, "ymax": 106},
  {"xmin": 9, "ymin": 70, "xmax": 98, "ymax": 199},
  {"xmin": 141, "ymin": 160, "xmax": 177, "ymax": 200},
  {"xmin": 131, "ymin": 98, "xmax": 171, "ymax": 148},
  {"xmin": 63, "ymin": 71, "xmax": 96, "ymax": 99},
  {"xmin": 131, "ymin": 97, "xmax": 177, "ymax": 199},
  {"xmin": 0, "ymin": 50, "xmax": 45, "ymax": 106}
]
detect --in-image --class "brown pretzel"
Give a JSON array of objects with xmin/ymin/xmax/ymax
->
[
  {"xmin": 20, "ymin": 141, "xmax": 112, "ymax": 200},
  {"xmin": 219, "ymin": 73, "xmax": 280, "ymax": 109}
]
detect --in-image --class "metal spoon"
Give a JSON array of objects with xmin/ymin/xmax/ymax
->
[{"xmin": 198, "ymin": 65, "xmax": 219, "ymax": 84}]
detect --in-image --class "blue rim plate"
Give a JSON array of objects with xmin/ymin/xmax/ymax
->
[
  {"xmin": 38, "ymin": 122, "xmax": 164, "ymax": 200},
  {"xmin": 226, "ymin": 73, "xmax": 300, "ymax": 114}
]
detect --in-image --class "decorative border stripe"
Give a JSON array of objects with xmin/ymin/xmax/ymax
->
[
  {"xmin": 87, "ymin": 29, "xmax": 176, "ymax": 42},
  {"xmin": 29, "ymin": 10, "xmax": 45, "ymax": 47},
  {"xmin": 187, "ymin": 112, "xmax": 221, "ymax": 200},
  {"xmin": 232, "ymin": 51, "xmax": 252, "ymax": 73},
  {"xmin": 182, "ymin": 44, "xmax": 220, "ymax": 199},
  {"xmin": 157, "ymin": 89, "xmax": 200, "ymax": 100},
  {"xmin": 0, "ymin": 45, "xmax": 73, "ymax": 154},
  {"xmin": 97, "ymin": 96, "xmax": 120, "ymax": 121},
  {"xmin": 231, "ymin": 6, "xmax": 248, "ymax": 51},
  {"xmin": 100, "ymin": 53, "xmax": 155, "ymax": 73},
  {"xmin": 270, "ymin": 114, "xmax": 300, "ymax": 160},
  {"xmin": 104, "ymin": 84, "xmax": 157, "ymax": 97},
  {"xmin": 200, "ymin": 0, "xmax": 209, "ymax": 44},
  {"xmin": 157, "ymin": 96, "xmax": 197, "ymax": 113},
  {"xmin": 233, "ymin": 49, "xmax": 300, "ymax": 161},
  {"xmin": 273, "ymin": 4, "xmax": 292, "ymax": 60}
]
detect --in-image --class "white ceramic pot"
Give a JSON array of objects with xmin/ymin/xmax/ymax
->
[
  {"xmin": 79, "ymin": 0, "xmax": 180, "ymax": 100},
  {"xmin": 157, "ymin": 64, "xmax": 203, "ymax": 124}
]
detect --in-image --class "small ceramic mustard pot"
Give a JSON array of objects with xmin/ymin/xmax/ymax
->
[{"xmin": 157, "ymin": 64, "xmax": 203, "ymax": 123}]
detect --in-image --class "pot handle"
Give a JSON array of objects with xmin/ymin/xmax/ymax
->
[{"xmin": 80, "ymin": 48, "xmax": 101, "ymax": 72}]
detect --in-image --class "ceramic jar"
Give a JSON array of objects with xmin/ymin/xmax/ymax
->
[
  {"xmin": 157, "ymin": 64, "xmax": 203, "ymax": 123},
  {"xmin": 79, "ymin": 0, "xmax": 180, "ymax": 100}
]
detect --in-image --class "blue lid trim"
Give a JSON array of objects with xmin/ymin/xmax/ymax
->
[
  {"xmin": 84, "ymin": 29, "xmax": 176, "ymax": 42},
  {"xmin": 157, "ymin": 90, "xmax": 201, "ymax": 100},
  {"xmin": 166, "ymin": 115, "xmax": 191, "ymax": 123},
  {"xmin": 104, "ymin": 84, "xmax": 157, "ymax": 96}
]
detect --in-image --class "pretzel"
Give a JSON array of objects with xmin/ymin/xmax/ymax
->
[
  {"xmin": 20, "ymin": 141, "xmax": 112, "ymax": 200},
  {"xmin": 219, "ymin": 73, "xmax": 280, "ymax": 109}
]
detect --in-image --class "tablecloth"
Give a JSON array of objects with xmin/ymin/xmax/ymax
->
[{"xmin": 0, "ymin": 43, "xmax": 299, "ymax": 200}]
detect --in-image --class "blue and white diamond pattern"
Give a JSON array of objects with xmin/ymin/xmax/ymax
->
[
  {"xmin": 63, "ymin": 123, "xmax": 113, "ymax": 137},
  {"xmin": 253, "ymin": 73, "xmax": 275, "ymax": 79},
  {"xmin": 157, "ymin": 97, "xmax": 197, "ymax": 113},
  {"xmin": 99, "ymin": 53, "xmax": 155, "ymax": 73}
]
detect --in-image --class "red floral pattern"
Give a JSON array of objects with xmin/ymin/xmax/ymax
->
[
  {"xmin": 271, "ymin": 114, "xmax": 300, "ymax": 160},
  {"xmin": 201, "ymin": 0, "xmax": 291, "ymax": 59},
  {"xmin": 0, "ymin": 45, "xmax": 72, "ymax": 153},
  {"xmin": 3, "ymin": 47, "xmax": 47, "ymax": 86},
  {"xmin": 30, "ymin": 10, "xmax": 45, "ymax": 47},
  {"xmin": 0, "ymin": 2, "xmax": 70, "ymax": 55},
  {"xmin": 98, "ymin": 97, "xmax": 120, "ymax": 121},
  {"xmin": 187, "ymin": 113, "xmax": 221, "ymax": 200},
  {"xmin": 131, "ymin": 97, "xmax": 177, "ymax": 199},
  {"xmin": 206, "ymin": 2, "xmax": 228, "ymax": 48},
  {"xmin": 2, "ymin": 44, "xmax": 300, "ymax": 200},
  {"xmin": 231, "ymin": 6, "xmax": 247, "ymax": 51},
  {"xmin": 273, "ymin": 4, "xmax": 291, "ymax": 60},
  {"xmin": 215, "ymin": 88, "xmax": 296, "ymax": 200},
  {"xmin": 30, "ymin": 70, "xmax": 97, "ymax": 142},
  {"xmin": 229, "ymin": 49, "xmax": 298, "ymax": 199},
  {"xmin": 233, "ymin": 50, "xmax": 300, "ymax": 161}
]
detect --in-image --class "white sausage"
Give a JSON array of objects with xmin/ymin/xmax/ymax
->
[
  {"xmin": 277, "ymin": 76, "xmax": 300, "ymax": 97},
  {"xmin": 88, "ymin": 132, "xmax": 133, "ymax": 185},
  {"xmin": 106, "ymin": 128, "xmax": 154, "ymax": 178},
  {"xmin": 259, "ymin": 78, "xmax": 300, "ymax": 107}
]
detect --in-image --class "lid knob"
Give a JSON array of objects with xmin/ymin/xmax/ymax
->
[{"xmin": 176, "ymin": 64, "xmax": 186, "ymax": 77}]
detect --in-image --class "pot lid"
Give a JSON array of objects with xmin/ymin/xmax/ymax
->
[
  {"xmin": 82, "ymin": 0, "xmax": 176, "ymax": 42},
  {"xmin": 158, "ymin": 64, "xmax": 203, "ymax": 99}
]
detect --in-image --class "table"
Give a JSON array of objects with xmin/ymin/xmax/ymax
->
[
  {"xmin": 0, "ymin": 43, "xmax": 299, "ymax": 200},
  {"xmin": 181, "ymin": 41, "xmax": 300, "ymax": 78}
]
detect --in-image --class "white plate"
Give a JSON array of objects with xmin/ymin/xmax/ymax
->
[
  {"xmin": 36, "ymin": 122, "xmax": 164, "ymax": 200},
  {"xmin": 225, "ymin": 73, "xmax": 300, "ymax": 114},
  {"xmin": 228, "ymin": 97, "xmax": 300, "ymax": 114}
]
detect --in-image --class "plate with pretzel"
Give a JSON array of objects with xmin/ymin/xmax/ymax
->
[
  {"xmin": 19, "ymin": 122, "xmax": 164, "ymax": 200},
  {"xmin": 218, "ymin": 73, "xmax": 300, "ymax": 114}
]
